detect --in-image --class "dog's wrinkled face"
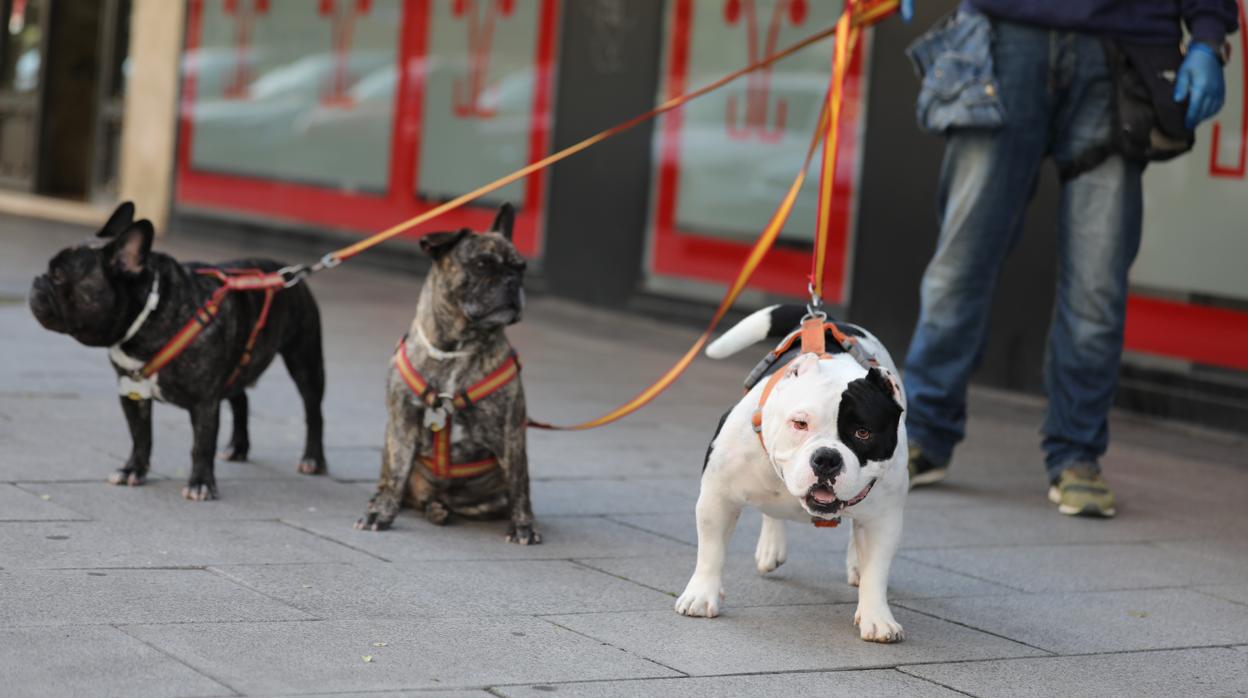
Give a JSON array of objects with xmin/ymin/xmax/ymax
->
[
  {"xmin": 420, "ymin": 203, "xmax": 526, "ymax": 328},
  {"xmin": 28, "ymin": 202, "xmax": 156, "ymax": 347},
  {"xmin": 760, "ymin": 353, "xmax": 903, "ymax": 517}
]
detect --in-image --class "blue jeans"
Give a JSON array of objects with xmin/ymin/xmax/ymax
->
[{"xmin": 903, "ymin": 18, "xmax": 1145, "ymax": 481}]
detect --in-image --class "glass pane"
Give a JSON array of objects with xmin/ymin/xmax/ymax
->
[
  {"xmin": 187, "ymin": 0, "xmax": 401, "ymax": 192},
  {"xmin": 656, "ymin": 0, "xmax": 843, "ymax": 244},
  {"xmin": 415, "ymin": 0, "xmax": 542, "ymax": 207},
  {"xmin": 0, "ymin": 0, "xmax": 44, "ymax": 95}
]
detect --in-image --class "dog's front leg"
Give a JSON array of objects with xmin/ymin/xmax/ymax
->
[
  {"xmin": 852, "ymin": 511, "xmax": 904, "ymax": 643},
  {"xmin": 183, "ymin": 401, "xmax": 220, "ymax": 501},
  {"xmin": 356, "ymin": 413, "xmax": 420, "ymax": 531},
  {"xmin": 499, "ymin": 399, "xmax": 539, "ymax": 545},
  {"xmin": 675, "ymin": 486, "xmax": 741, "ymax": 618},
  {"xmin": 110, "ymin": 396, "xmax": 152, "ymax": 487}
]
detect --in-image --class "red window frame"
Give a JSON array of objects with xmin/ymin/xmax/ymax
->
[
  {"xmin": 649, "ymin": 0, "xmax": 864, "ymax": 303},
  {"xmin": 176, "ymin": 0, "xmax": 560, "ymax": 258}
]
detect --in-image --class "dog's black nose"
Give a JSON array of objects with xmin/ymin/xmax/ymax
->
[{"xmin": 811, "ymin": 447, "xmax": 843, "ymax": 479}]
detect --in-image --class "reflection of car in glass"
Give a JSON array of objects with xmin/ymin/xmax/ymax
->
[{"xmin": 663, "ymin": 72, "xmax": 833, "ymax": 243}]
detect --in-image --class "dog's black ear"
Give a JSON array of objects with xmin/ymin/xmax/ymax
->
[
  {"xmin": 97, "ymin": 201, "xmax": 136, "ymax": 239},
  {"xmin": 419, "ymin": 228, "xmax": 470, "ymax": 260},
  {"xmin": 107, "ymin": 220, "xmax": 154, "ymax": 275},
  {"xmin": 491, "ymin": 203, "xmax": 515, "ymax": 241},
  {"xmin": 865, "ymin": 367, "xmax": 903, "ymax": 410}
]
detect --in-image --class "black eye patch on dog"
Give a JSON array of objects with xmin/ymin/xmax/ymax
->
[{"xmin": 838, "ymin": 368, "xmax": 903, "ymax": 463}]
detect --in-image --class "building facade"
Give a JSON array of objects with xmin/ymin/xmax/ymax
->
[{"xmin": 3, "ymin": 0, "xmax": 1246, "ymax": 430}]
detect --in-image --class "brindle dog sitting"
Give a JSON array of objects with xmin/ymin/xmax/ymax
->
[{"xmin": 355, "ymin": 204, "xmax": 539, "ymax": 544}]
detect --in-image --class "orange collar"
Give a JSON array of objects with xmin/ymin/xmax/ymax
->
[{"xmin": 394, "ymin": 337, "xmax": 521, "ymax": 479}]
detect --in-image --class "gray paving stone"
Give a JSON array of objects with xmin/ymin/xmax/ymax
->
[
  {"xmin": 25, "ymin": 477, "xmax": 365, "ymax": 521},
  {"xmin": 901, "ymin": 542, "xmax": 1248, "ymax": 592},
  {"xmin": 0, "ymin": 625, "xmax": 231, "ymax": 698},
  {"xmin": 124, "ymin": 617, "xmax": 679, "ymax": 694},
  {"xmin": 0, "ymin": 519, "xmax": 377, "ymax": 568},
  {"xmin": 211, "ymin": 560, "xmax": 673, "ymax": 618},
  {"xmin": 0, "ymin": 568, "xmax": 312, "ymax": 626},
  {"xmin": 901, "ymin": 646, "xmax": 1248, "ymax": 698},
  {"xmin": 580, "ymin": 552, "xmax": 1014, "ymax": 608},
  {"xmin": 900, "ymin": 588, "xmax": 1248, "ymax": 654},
  {"xmin": 0, "ymin": 484, "xmax": 87, "ymax": 521},
  {"xmin": 544, "ymin": 605, "xmax": 1044, "ymax": 675},
  {"xmin": 257, "ymin": 693, "xmax": 489, "ymax": 698},
  {"xmin": 498, "ymin": 669, "xmax": 962, "ymax": 697},
  {"xmin": 285, "ymin": 514, "xmax": 692, "ymax": 562},
  {"xmin": 531, "ymin": 478, "xmax": 698, "ymax": 517}
]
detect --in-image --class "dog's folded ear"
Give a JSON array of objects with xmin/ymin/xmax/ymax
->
[
  {"xmin": 491, "ymin": 203, "xmax": 515, "ymax": 241},
  {"xmin": 98, "ymin": 201, "xmax": 136, "ymax": 239},
  {"xmin": 107, "ymin": 220, "xmax": 155, "ymax": 275},
  {"xmin": 419, "ymin": 228, "xmax": 471, "ymax": 260},
  {"xmin": 783, "ymin": 353, "xmax": 821, "ymax": 380},
  {"xmin": 864, "ymin": 367, "xmax": 904, "ymax": 413}
]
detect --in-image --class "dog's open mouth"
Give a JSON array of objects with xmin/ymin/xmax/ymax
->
[{"xmin": 805, "ymin": 484, "xmax": 846, "ymax": 515}]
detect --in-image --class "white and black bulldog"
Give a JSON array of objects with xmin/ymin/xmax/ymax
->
[{"xmin": 676, "ymin": 304, "xmax": 908, "ymax": 643}]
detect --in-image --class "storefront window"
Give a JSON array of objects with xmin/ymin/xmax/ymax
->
[
  {"xmin": 648, "ymin": 0, "xmax": 864, "ymax": 301},
  {"xmin": 186, "ymin": 0, "xmax": 402, "ymax": 192}
]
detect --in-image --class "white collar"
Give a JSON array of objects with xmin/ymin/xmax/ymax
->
[
  {"xmin": 415, "ymin": 323, "xmax": 472, "ymax": 361},
  {"xmin": 114, "ymin": 275, "xmax": 160, "ymax": 348}
]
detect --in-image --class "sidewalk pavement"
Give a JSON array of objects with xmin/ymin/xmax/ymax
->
[{"xmin": 2, "ymin": 214, "xmax": 1246, "ymax": 697}]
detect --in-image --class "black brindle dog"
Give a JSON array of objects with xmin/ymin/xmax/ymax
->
[
  {"xmin": 356, "ymin": 204, "xmax": 538, "ymax": 544},
  {"xmin": 28, "ymin": 202, "xmax": 328, "ymax": 499}
]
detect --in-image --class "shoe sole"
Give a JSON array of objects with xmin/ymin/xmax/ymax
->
[
  {"xmin": 1048, "ymin": 486, "xmax": 1116, "ymax": 518},
  {"xmin": 909, "ymin": 468, "xmax": 948, "ymax": 487}
]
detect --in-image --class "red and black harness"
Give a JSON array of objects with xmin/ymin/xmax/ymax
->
[
  {"xmin": 393, "ymin": 336, "xmax": 521, "ymax": 480},
  {"xmin": 750, "ymin": 315, "xmax": 884, "ymax": 528},
  {"xmin": 115, "ymin": 268, "xmax": 290, "ymax": 399}
]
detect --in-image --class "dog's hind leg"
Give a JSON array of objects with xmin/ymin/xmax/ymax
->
[
  {"xmin": 109, "ymin": 397, "xmax": 152, "ymax": 487},
  {"xmin": 846, "ymin": 518, "xmax": 863, "ymax": 587},
  {"xmin": 219, "ymin": 392, "xmax": 250, "ymax": 462},
  {"xmin": 755, "ymin": 514, "xmax": 788, "ymax": 574},
  {"xmin": 281, "ymin": 322, "xmax": 327, "ymax": 476}
]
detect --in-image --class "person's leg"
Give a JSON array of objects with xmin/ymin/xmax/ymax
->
[
  {"xmin": 903, "ymin": 20, "xmax": 1052, "ymax": 471},
  {"xmin": 1046, "ymin": 33, "xmax": 1144, "ymax": 487}
]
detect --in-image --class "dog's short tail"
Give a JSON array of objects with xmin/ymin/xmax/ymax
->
[{"xmin": 705, "ymin": 304, "xmax": 807, "ymax": 359}]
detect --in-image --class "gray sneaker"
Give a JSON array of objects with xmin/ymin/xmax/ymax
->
[
  {"xmin": 907, "ymin": 444, "xmax": 948, "ymax": 488},
  {"xmin": 1047, "ymin": 463, "xmax": 1117, "ymax": 518}
]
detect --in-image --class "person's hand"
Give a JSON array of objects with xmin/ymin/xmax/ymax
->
[
  {"xmin": 1173, "ymin": 42, "xmax": 1226, "ymax": 130},
  {"xmin": 900, "ymin": 0, "xmax": 914, "ymax": 22}
]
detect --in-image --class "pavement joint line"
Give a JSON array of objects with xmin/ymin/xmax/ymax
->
[
  {"xmin": 276, "ymin": 518, "xmax": 392, "ymax": 562},
  {"xmin": 892, "ymin": 553, "xmax": 1033, "ymax": 594},
  {"xmin": 891, "ymin": 601, "xmax": 1057, "ymax": 656},
  {"xmin": 892, "ymin": 642, "xmax": 1248, "ymax": 676},
  {"xmin": 603, "ymin": 515, "xmax": 697, "ymax": 548},
  {"xmin": 203, "ymin": 565, "xmax": 329, "ymax": 620},
  {"xmin": 111, "ymin": 622, "xmax": 244, "ymax": 697},
  {"xmin": 891, "ymin": 667, "xmax": 981, "ymax": 697},
  {"xmin": 569, "ymin": 558, "xmax": 679, "ymax": 597},
  {"xmin": 535, "ymin": 615, "xmax": 691, "ymax": 679},
  {"xmin": 1191, "ymin": 587, "xmax": 1248, "ymax": 608}
]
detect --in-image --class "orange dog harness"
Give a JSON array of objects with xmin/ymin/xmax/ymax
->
[{"xmin": 394, "ymin": 337, "xmax": 521, "ymax": 479}]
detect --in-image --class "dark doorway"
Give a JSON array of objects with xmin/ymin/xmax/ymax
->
[{"xmin": 0, "ymin": 0, "xmax": 49, "ymax": 191}]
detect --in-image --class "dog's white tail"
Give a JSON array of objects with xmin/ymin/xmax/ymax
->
[{"xmin": 705, "ymin": 305, "xmax": 782, "ymax": 359}]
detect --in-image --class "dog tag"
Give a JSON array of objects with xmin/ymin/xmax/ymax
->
[
  {"xmin": 117, "ymin": 375, "xmax": 153, "ymax": 401},
  {"xmin": 423, "ymin": 405, "xmax": 449, "ymax": 432}
]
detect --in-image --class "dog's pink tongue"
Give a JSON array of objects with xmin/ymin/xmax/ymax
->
[{"xmin": 810, "ymin": 487, "xmax": 837, "ymax": 504}]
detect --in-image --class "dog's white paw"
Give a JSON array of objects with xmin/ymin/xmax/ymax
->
[
  {"xmin": 754, "ymin": 536, "xmax": 787, "ymax": 575},
  {"xmin": 675, "ymin": 578, "xmax": 724, "ymax": 618},
  {"xmin": 854, "ymin": 605, "xmax": 904, "ymax": 643}
]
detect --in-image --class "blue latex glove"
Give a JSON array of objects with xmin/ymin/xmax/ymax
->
[
  {"xmin": 900, "ymin": 0, "xmax": 914, "ymax": 22},
  {"xmin": 1173, "ymin": 42, "xmax": 1226, "ymax": 130}
]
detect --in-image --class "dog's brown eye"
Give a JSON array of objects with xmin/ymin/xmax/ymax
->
[
  {"xmin": 854, "ymin": 428, "xmax": 871, "ymax": 440},
  {"xmin": 792, "ymin": 419, "xmax": 808, "ymax": 431}
]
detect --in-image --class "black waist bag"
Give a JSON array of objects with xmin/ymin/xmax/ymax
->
[{"xmin": 1103, "ymin": 39, "xmax": 1195, "ymax": 162}]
